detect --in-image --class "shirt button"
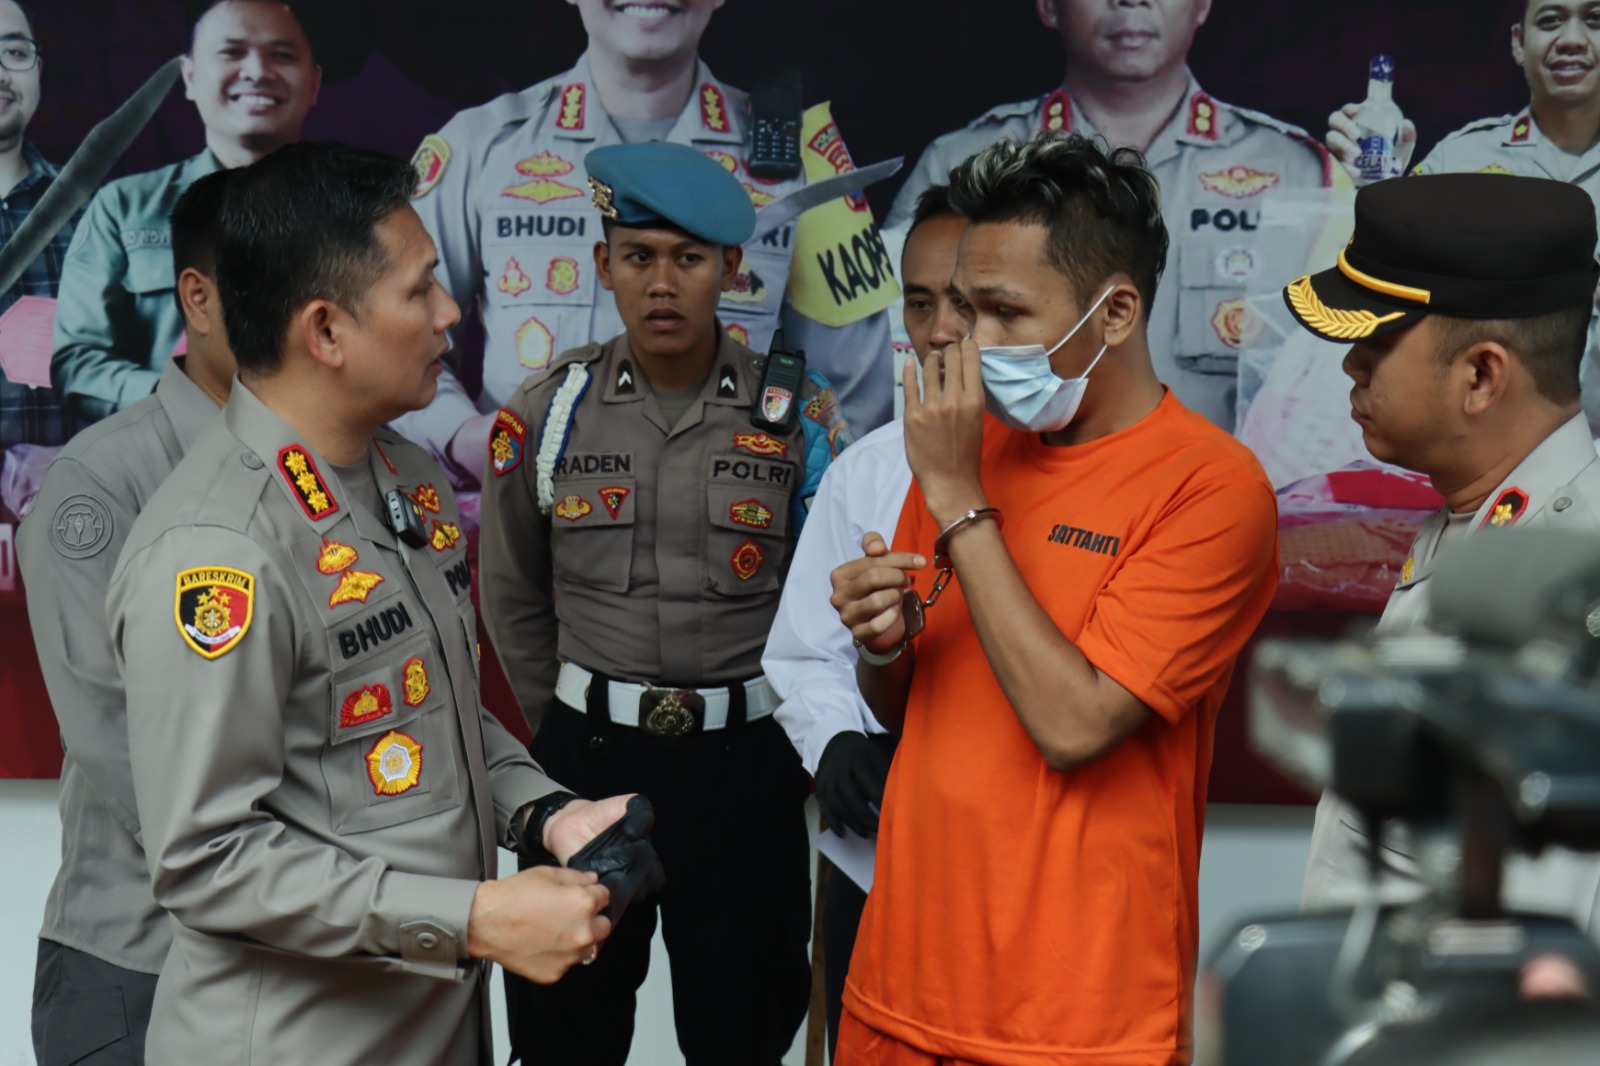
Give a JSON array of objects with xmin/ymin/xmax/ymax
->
[
  {"xmin": 241, "ymin": 453, "xmax": 265, "ymax": 470},
  {"xmin": 417, "ymin": 931, "xmax": 439, "ymax": 950},
  {"xmin": 1555, "ymin": 496, "xmax": 1573, "ymax": 512}
]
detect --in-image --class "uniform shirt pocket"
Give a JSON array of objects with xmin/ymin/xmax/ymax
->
[
  {"xmin": 124, "ymin": 246, "xmax": 175, "ymax": 298},
  {"xmin": 322, "ymin": 634, "xmax": 460, "ymax": 835},
  {"xmin": 550, "ymin": 475, "xmax": 637, "ymax": 594},
  {"xmin": 705, "ymin": 481, "xmax": 791, "ymax": 596}
]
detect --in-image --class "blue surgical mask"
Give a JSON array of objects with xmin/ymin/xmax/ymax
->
[{"xmin": 978, "ymin": 287, "xmax": 1113, "ymax": 433}]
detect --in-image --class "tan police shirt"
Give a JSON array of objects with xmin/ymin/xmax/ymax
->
[
  {"xmin": 1302, "ymin": 414, "xmax": 1600, "ymax": 938},
  {"xmin": 107, "ymin": 379, "xmax": 562, "ymax": 1064},
  {"xmin": 479, "ymin": 329, "xmax": 824, "ymax": 727},
  {"xmin": 17, "ymin": 357, "xmax": 218, "ymax": 974}
]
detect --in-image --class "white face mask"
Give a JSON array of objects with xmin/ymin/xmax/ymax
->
[{"xmin": 978, "ymin": 287, "xmax": 1113, "ymax": 433}]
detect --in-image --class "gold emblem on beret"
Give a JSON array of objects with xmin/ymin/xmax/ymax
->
[
  {"xmin": 588, "ymin": 177, "xmax": 618, "ymax": 219},
  {"xmin": 1286, "ymin": 276, "xmax": 1405, "ymax": 341}
]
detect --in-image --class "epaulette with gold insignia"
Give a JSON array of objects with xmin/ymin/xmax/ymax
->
[
  {"xmin": 277, "ymin": 444, "xmax": 338, "ymax": 521},
  {"xmin": 1039, "ymin": 89, "xmax": 1072, "ymax": 134}
]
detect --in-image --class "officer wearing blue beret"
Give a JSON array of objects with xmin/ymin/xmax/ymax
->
[{"xmin": 478, "ymin": 140, "xmax": 850, "ymax": 1065}]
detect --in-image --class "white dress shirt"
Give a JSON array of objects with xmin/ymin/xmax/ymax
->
[{"xmin": 765, "ymin": 420, "xmax": 912, "ymax": 773}]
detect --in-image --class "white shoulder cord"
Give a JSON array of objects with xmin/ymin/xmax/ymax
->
[{"xmin": 535, "ymin": 364, "xmax": 591, "ymax": 516}]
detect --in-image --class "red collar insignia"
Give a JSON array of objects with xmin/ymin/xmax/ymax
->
[{"xmin": 278, "ymin": 444, "xmax": 339, "ymax": 521}]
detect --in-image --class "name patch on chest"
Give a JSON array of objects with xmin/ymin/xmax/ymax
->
[
  {"xmin": 338, "ymin": 601, "xmax": 415, "ymax": 660},
  {"xmin": 556, "ymin": 453, "xmax": 632, "ymax": 476},
  {"xmin": 1048, "ymin": 524, "xmax": 1121, "ymax": 557}
]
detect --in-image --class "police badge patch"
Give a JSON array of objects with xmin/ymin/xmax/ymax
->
[
  {"xmin": 49, "ymin": 494, "xmax": 114, "ymax": 559},
  {"xmin": 329, "ymin": 569, "xmax": 385, "ymax": 608},
  {"xmin": 555, "ymin": 494, "xmax": 593, "ymax": 522},
  {"xmin": 731, "ymin": 539, "xmax": 765, "ymax": 580},
  {"xmin": 403, "ymin": 658, "xmax": 430, "ymax": 707},
  {"xmin": 316, "ymin": 539, "xmax": 359, "ymax": 574},
  {"xmin": 733, "ymin": 432, "xmax": 788, "ymax": 458},
  {"xmin": 366, "ymin": 730, "xmax": 423, "ymax": 796},
  {"xmin": 599, "ymin": 486, "xmax": 630, "ymax": 520},
  {"xmin": 411, "ymin": 134, "xmax": 450, "ymax": 199},
  {"xmin": 175, "ymin": 567, "xmax": 254, "ymax": 659},
  {"xmin": 729, "ymin": 499, "xmax": 774, "ymax": 530},
  {"xmin": 761, "ymin": 387, "xmax": 794, "ymax": 424},
  {"xmin": 340, "ymin": 683, "xmax": 394, "ymax": 728},
  {"xmin": 490, "ymin": 409, "xmax": 527, "ymax": 477}
]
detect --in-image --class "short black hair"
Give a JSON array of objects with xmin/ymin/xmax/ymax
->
[
  {"xmin": 215, "ymin": 141, "xmax": 417, "ymax": 375},
  {"xmin": 8, "ymin": 0, "xmax": 35, "ymax": 38},
  {"xmin": 947, "ymin": 132, "xmax": 1169, "ymax": 319},
  {"xmin": 907, "ymin": 183, "xmax": 959, "ymax": 239},
  {"xmin": 185, "ymin": 0, "xmax": 313, "ymax": 58},
  {"xmin": 1433, "ymin": 307, "xmax": 1592, "ymax": 405},
  {"xmin": 170, "ymin": 168, "xmax": 237, "ymax": 313}
]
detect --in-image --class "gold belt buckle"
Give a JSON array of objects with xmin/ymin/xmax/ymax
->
[{"xmin": 639, "ymin": 687, "xmax": 705, "ymax": 737}]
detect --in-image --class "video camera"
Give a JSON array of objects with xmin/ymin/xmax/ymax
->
[{"xmin": 1201, "ymin": 530, "xmax": 1600, "ymax": 1066}]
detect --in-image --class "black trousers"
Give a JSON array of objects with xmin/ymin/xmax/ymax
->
[
  {"xmin": 821, "ymin": 733, "xmax": 896, "ymax": 1064},
  {"xmin": 508, "ymin": 700, "xmax": 813, "ymax": 1066},
  {"xmin": 32, "ymin": 939, "xmax": 159, "ymax": 1066}
]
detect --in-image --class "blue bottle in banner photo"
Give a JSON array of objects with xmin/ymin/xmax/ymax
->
[{"xmin": 1353, "ymin": 54, "xmax": 1405, "ymax": 185}]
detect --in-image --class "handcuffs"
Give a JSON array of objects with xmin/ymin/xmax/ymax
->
[{"xmin": 854, "ymin": 506, "xmax": 1003, "ymax": 666}]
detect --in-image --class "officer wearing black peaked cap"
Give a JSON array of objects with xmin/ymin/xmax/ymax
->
[{"xmin": 1287, "ymin": 172, "xmax": 1600, "ymax": 941}]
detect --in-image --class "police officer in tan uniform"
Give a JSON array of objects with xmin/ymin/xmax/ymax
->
[
  {"xmin": 403, "ymin": 0, "xmax": 895, "ymax": 485},
  {"xmin": 106, "ymin": 142, "xmax": 637, "ymax": 1065},
  {"xmin": 479, "ymin": 141, "xmax": 846, "ymax": 1065},
  {"xmin": 20, "ymin": 166, "xmax": 237, "ymax": 1066},
  {"xmin": 886, "ymin": 0, "xmax": 1336, "ymax": 430},
  {"xmin": 1281, "ymin": 171, "xmax": 1600, "ymax": 939}
]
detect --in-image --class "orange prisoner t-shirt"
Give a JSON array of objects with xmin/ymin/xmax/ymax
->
[{"xmin": 843, "ymin": 391, "xmax": 1279, "ymax": 1065}]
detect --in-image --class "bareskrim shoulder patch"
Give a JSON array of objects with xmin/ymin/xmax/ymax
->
[
  {"xmin": 411, "ymin": 134, "xmax": 450, "ymax": 198},
  {"xmin": 175, "ymin": 567, "xmax": 255, "ymax": 659},
  {"xmin": 50, "ymin": 494, "xmax": 114, "ymax": 559},
  {"xmin": 277, "ymin": 444, "xmax": 339, "ymax": 521}
]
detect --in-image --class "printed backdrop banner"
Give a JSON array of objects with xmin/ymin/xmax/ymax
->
[{"xmin": 0, "ymin": 2, "xmax": 1546, "ymax": 802}]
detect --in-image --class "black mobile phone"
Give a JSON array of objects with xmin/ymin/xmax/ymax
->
[
  {"xmin": 384, "ymin": 489, "xmax": 429, "ymax": 548},
  {"xmin": 747, "ymin": 68, "xmax": 803, "ymax": 181},
  {"xmin": 751, "ymin": 334, "xmax": 807, "ymax": 434}
]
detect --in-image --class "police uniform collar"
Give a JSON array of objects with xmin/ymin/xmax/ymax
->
[
  {"xmin": 550, "ymin": 53, "xmax": 744, "ymax": 146},
  {"xmin": 1396, "ymin": 413, "xmax": 1597, "ymax": 590},
  {"xmin": 597, "ymin": 328, "xmax": 753, "ymax": 407},
  {"xmin": 155, "ymin": 357, "xmax": 224, "ymax": 454},
  {"xmin": 1504, "ymin": 110, "xmax": 1540, "ymax": 148},
  {"xmin": 222, "ymin": 379, "xmax": 395, "ymax": 538},
  {"xmin": 183, "ymin": 149, "xmax": 224, "ymax": 185}
]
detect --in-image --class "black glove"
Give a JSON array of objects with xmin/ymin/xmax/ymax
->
[
  {"xmin": 816, "ymin": 730, "xmax": 892, "ymax": 838},
  {"xmin": 567, "ymin": 795, "xmax": 666, "ymax": 927}
]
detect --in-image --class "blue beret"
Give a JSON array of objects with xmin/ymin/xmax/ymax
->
[{"xmin": 585, "ymin": 141, "xmax": 756, "ymax": 247}]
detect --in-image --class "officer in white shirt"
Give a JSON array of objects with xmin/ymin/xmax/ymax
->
[{"xmin": 764, "ymin": 183, "xmax": 970, "ymax": 1060}]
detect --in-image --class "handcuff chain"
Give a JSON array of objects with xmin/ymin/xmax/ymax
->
[{"xmin": 924, "ymin": 563, "xmax": 954, "ymax": 608}]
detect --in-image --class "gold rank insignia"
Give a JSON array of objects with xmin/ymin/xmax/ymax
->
[
  {"xmin": 277, "ymin": 444, "xmax": 339, "ymax": 520},
  {"xmin": 731, "ymin": 538, "xmax": 765, "ymax": 581},
  {"xmin": 733, "ymin": 432, "xmax": 788, "ymax": 459},
  {"xmin": 599, "ymin": 486, "xmax": 629, "ymax": 520},
  {"xmin": 1040, "ymin": 89, "xmax": 1071, "ymax": 133},
  {"xmin": 317, "ymin": 539, "xmax": 358, "ymax": 575},
  {"xmin": 729, "ymin": 499, "xmax": 774, "ymax": 530},
  {"xmin": 556, "ymin": 82, "xmax": 586, "ymax": 130},
  {"xmin": 430, "ymin": 521, "xmax": 462, "ymax": 552},
  {"xmin": 555, "ymin": 494, "xmax": 593, "ymax": 522},
  {"xmin": 413, "ymin": 484, "xmax": 442, "ymax": 514},
  {"xmin": 175, "ymin": 567, "xmax": 255, "ymax": 659},
  {"xmin": 329, "ymin": 569, "xmax": 385, "ymax": 608},
  {"xmin": 1512, "ymin": 114, "xmax": 1531, "ymax": 142},
  {"xmin": 403, "ymin": 657, "xmax": 430, "ymax": 707},
  {"xmin": 1482, "ymin": 486, "xmax": 1528, "ymax": 529},
  {"xmin": 340, "ymin": 683, "xmax": 394, "ymax": 728},
  {"xmin": 500, "ymin": 176, "xmax": 583, "ymax": 203},
  {"xmin": 1400, "ymin": 555, "xmax": 1415, "ymax": 584},
  {"xmin": 1285, "ymin": 276, "xmax": 1404, "ymax": 340},
  {"xmin": 1187, "ymin": 92, "xmax": 1218, "ymax": 139},
  {"xmin": 700, "ymin": 82, "xmax": 729, "ymax": 132},
  {"xmin": 366, "ymin": 730, "xmax": 423, "ymax": 796},
  {"xmin": 726, "ymin": 323, "xmax": 751, "ymax": 347},
  {"xmin": 514, "ymin": 150, "xmax": 574, "ymax": 177}
]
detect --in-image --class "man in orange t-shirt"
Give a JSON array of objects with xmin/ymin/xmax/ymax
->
[{"xmin": 829, "ymin": 133, "xmax": 1279, "ymax": 1065}]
